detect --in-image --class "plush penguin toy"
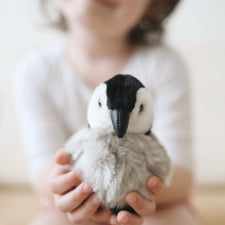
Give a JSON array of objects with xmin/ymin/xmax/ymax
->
[{"xmin": 65, "ymin": 74, "xmax": 172, "ymax": 214}]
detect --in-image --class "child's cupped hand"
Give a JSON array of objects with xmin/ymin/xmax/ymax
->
[
  {"xmin": 50, "ymin": 149, "xmax": 163, "ymax": 225},
  {"xmin": 50, "ymin": 149, "xmax": 112, "ymax": 224},
  {"xmin": 109, "ymin": 176, "xmax": 163, "ymax": 225}
]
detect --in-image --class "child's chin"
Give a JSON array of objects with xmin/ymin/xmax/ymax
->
[{"xmin": 74, "ymin": 15, "xmax": 112, "ymax": 34}]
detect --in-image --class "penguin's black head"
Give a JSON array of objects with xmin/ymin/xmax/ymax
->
[
  {"xmin": 105, "ymin": 74, "xmax": 144, "ymax": 112},
  {"xmin": 87, "ymin": 74, "xmax": 154, "ymax": 138}
]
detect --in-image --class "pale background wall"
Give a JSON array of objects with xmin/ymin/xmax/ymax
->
[{"xmin": 0, "ymin": 0, "xmax": 225, "ymax": 185}]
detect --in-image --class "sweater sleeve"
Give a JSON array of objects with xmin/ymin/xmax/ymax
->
[
  {"xmin": 141, "ymin": 46, "xmax": 193, "ymax": 171},
  {"xmin": 13, "ymin": 53, "xmax": 69, "ymax": 181}
]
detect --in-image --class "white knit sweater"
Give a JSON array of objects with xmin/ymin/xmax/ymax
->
[{"xmin": 13, "ymin": 41, "xmax": 192, "ymax": 180}]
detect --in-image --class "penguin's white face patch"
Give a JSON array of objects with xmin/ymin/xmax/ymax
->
[
  {"xmin": 87, "ymin": 83, "xmax": 153, "ymax": 135},
  {"xmin": 87, "ymin": 83, "xmax": 112, "ymax": 130},
  {"xmin": 127, "ymin": 88, "xmax": 154, "ymax": 134}
]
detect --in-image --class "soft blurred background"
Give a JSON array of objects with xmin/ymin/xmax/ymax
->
[{"xmin": 0, "ymin": 0, "xmax": 225, "ymax": 225}]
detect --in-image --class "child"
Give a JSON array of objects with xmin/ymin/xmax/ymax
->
[{"xmin": 14, "ymin": 0, "xmax": 201, "ymax": 224}]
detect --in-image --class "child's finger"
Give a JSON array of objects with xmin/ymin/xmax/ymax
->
[
  {"xmin": 146, "ymin": 176, "xmax": 163, "ymax": 195},
  {"xmin": 124, "ymin": 192, "xmax": 156, "ymax": 217},
  {"xmin": 66, "ymin": 193, "xmax": 101, "ymax": 224},
  {"xmin": 117, "ymin": 210, "xmax": 143, "ymax": 225},
  {"xmin": 54, "ymin": 148, "xmax": 71, "ymax": 165},
  {"xmin": 51, "ymin": 164, "xmax": 71, "ymax": 178},
  {"xmin": 109, "ymin": 214, "xmax": 118, "ymax": 225},
  {"xmin": 54, "ymin": 182, "xmax": 94, "ymax": 213},
  {"xmin": 50, "ymin": 169, "xmax": 82, "ymax": 194}
]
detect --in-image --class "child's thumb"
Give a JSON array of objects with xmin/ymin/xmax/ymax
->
[{"xmin": 54, "ymin": 148, "xmax": 71, "ymax": 165}]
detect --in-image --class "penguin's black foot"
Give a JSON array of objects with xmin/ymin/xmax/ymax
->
[{"xmin": 110, "ymin": 205, "xmax": 135, "ymax": 215}]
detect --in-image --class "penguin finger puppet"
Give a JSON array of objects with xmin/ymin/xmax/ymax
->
[{"xmin": 65, "ymin": 74, "xmax": 172, "ymax": 215}]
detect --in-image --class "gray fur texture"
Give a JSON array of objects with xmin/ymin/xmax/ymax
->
[{"xmin": 65, "ymin": 127, "xmax": 172, "ymax": 209}]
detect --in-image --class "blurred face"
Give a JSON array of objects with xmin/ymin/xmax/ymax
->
[{"xmin": 55, "ymin": 0, "xmax": 151, "ymax": 37}]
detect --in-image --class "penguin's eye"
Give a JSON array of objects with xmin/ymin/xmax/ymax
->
[
  {"xmin": 139, "ymin": 104, "xmax": 144, "ymax": 113},
  {"xmin": 98, "ymin": 99, "xmax": 102, "ymax": 107}
]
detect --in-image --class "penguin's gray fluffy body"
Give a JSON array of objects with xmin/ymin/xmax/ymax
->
[{"xmin": 66, "ymin": 127, "xmax": 172, "ymax": 210}]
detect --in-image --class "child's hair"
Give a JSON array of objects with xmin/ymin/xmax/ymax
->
[{"xmin": 40, "ymin": 0, "xmax": 180, "ymax": 45}]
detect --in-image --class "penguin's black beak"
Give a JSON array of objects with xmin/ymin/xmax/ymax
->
[{"xmin": 111, "ymin": 109, "xmax": 130, "ymax": 138}]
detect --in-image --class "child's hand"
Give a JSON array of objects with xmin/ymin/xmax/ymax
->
[
  {"xmin": 50, "ymin": 149, "xmax": 113, "ymax": 224},
  {"xmin": 109, "ymin": 176, "xmax": 163, "ymax": 225}
]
